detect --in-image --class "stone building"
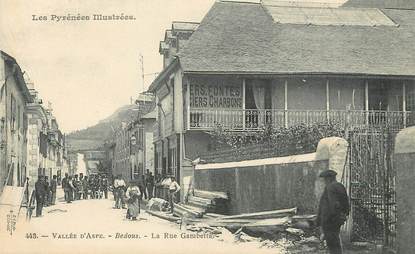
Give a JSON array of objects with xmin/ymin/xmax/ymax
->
[
  {"xmin": 111, "ymin": 94, "xmax": 156, "ymax": 182},
  {"xmin": 0, "ymin": 51, "xmax": 32, "ymax": 192},
  {"xmin": 42, "ymin": 107, "xmax": 66, "ymax": 181},
  {"xmin": 25, "ymin": 81, "xmax": 49, "ymax": 188}
]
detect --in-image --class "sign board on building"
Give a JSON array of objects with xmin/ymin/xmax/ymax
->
[{"xmin": 189, "ymin": 78, "xmax": 242, "ymax": 108}]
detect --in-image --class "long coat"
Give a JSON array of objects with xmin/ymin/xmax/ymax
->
[
  {"xmin": 35, "ymin": 180, "xmax": 46, "ymax": 199},
  {"xmin": 316, "ymin": 181, "xmax": 349, "ymax": 230}
]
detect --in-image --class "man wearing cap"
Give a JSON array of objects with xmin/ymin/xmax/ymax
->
[{"xmin": 316, "ymin": 169, "xmax": 349, "ymax": 254}]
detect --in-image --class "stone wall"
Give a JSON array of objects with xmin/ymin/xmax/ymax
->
[
  {"xmin": 394, "ymin": 126, "xmax": 415, "ymax": 254},
  {"xmin": 194, "ymin": 137, "xmax": 348, "ymax": 215}
]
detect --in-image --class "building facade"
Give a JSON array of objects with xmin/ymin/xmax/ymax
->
[
  {"xmin": 0, "ymin": 51, "xmax": 32, "ymax": 192},
  {"xmin": 26, "ymin": 82, "xmax": 49, "ymax": 188},
  {"xmin": 111, "ymin": 94, "xmax": 155, "ymax": 182},
  {"xmin": 148, "ymin": 1, "xmax": 415, "ymax": 200}
]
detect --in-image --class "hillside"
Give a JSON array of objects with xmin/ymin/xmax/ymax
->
[{"xmin": 66, "ymin": 104, "xmax": 138, "ymax": 152}]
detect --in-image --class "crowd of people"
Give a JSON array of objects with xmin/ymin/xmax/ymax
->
[
  {"xmin": 33, "ymin": 169, "xmax": 181, "ymax": 221},
  {"xmin": 61, "ymin": 173, "xmax": 109, "ymax": 203},
  {"xmin": 112, "ymin": 170, "xmax": 181, "ymax": 219}
]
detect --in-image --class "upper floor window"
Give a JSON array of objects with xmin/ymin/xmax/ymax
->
[{"xmin": 10, "ymin": 95, "xmax": 16, "ymax": 131}]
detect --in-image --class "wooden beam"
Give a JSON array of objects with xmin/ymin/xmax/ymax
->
[
  {"xmin": 403, "ymin": 82, "xmax": 407, "ymax": 128},
  {"xmin": 186, "ymin": 78, "xmax": 190, "ymax": 130},
  {"xmin": 193, "ymin": 189, "xmax": 228, "ymax": 200},
  {"xmin": 242, "ymin": 79, "xmax": 246, "ymax": 130},
  {"xmin": 365, "ymin": 80, "xmax": 369, "ymax": 124},
  {"xmin": 284, "ymin": 80, "xmax": 288, "ymax": 128},
  {"xmin": 326, "ymin": 79, "xmax": 330, "ymax": 122},
  {"xmin": 218, "ymin": 207, "xmax": 297, "ymax": 220}
]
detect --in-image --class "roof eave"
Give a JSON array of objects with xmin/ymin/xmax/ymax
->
[
  {"xmin": 1, "ymin": 51, "xmax": 33, "ymax": 103},
  {"xmin": 182, "ymin": 70, "xmax": 415, "ymax": 80},
  {"xmin": 148, "ymin": 58, "xmax": 180, "ymax": 92}
]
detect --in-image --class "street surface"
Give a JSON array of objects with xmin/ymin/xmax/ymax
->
[{"xmin": 2, "ymin": 188, "xmax": 287, "ymax": 254}]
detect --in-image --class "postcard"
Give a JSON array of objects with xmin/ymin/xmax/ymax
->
[{"xmin": 1, "ymin": 0, "xmax": 414, "ymax": 253}]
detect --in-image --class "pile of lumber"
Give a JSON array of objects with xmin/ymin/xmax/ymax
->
[
  {"xmin": 184, "ymin": 207, "xmax": 301, "ymax": 238},
  {"xmin": 177, "ymin": 189, "xmax": 229, "ymax": 218},
  {"xmin": 185, "ymin": 207, "xmax": 297, "ymax": 227}
]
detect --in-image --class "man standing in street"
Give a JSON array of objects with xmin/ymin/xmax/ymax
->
[
  {"xmin": 66, "ymin": 176, "xmax": 74, "ymax": 203},
  {"xmin": 316, "ymin": 170, "xmax": 349, "ymax": 254},
  {"xmin": 50, "ymin": 175, "xmax": 57, "ymax": 205},
  {"xmin": 82, "ymin": 175, "xmax": 89, "ymax": 199},
  {"xmin": 44, "ymin": 176, "xmax": 50, "ymax": 207},
  {"xmin": 35, "ymin": 176, "xmax": 46, "ymax": 217},
  {"xmin": 145, "ymin": 170, "xmax": 155, "ymax": 200},
  {"xmin": 101, "ymin": 176, "xmax": 109, "ymax": 199},
  {"xmin": 138, "ymin": 174, "xmax": 147, "ymax": 200},
  {"xmin": 114, "ymin": 174, "xmax": 126, "ymax": 209},
  {"xmin": 168, "ymin": 176, "xmax": 181, "ymax": 214},
  {"xmin": 73, "ymin": 174, "xmax": 80, "ymax": 200},
  {"xmin": 62, "ymin": 173, "xmax": 69, "ymax": 202}
]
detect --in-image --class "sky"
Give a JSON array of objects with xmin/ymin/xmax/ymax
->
[{"xmin": 0, "ymin": 0, "xmax": 215, "ymax": 133}]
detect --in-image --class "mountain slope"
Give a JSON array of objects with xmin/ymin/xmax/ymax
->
[{"xmin": 66, "ymin": 104, "xmax": 138, "ymax": 152}]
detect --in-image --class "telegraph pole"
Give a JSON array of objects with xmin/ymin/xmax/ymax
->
[{"xmin": 139, "ymin": 54, "xmax": 144, "ymax": 93}]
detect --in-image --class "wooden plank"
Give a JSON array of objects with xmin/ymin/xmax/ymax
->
[
  {"xmin": 242, "ymin": 217, "xmax": 289, "ymax": 237},
  {"xmin": 146, "ymin": 210, "xmax": 180, "ymax": 222},
  {"xmin": 174, "ymin": 203, "xmax": 203, "ymax": 218},
  {"xmin": 205, "ymin": 213, "xmax": 225, "ymax": 218},
  {"xmin": 218, "ymin": 207, "xmax": 297, "ymax": 220},
  {"xmin": 186, "ymin": 200, "xmax": 212, "ymax": 210},
  {"xmin": 193, "ymin": 189, "xmax": 228, "ymax": 200},
  {"xmin": 188, "ymin": 195, "xmax": 213, "ymax": 205},
  {"xmin": 244, "ymin": 217, "xmax": 289, "ymax": 228},
  {"xmin": 180, "ymin": 204, "xmax": 206, "ymax": 214}
]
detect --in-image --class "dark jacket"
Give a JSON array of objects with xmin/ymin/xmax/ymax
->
[
  {"xmin": 316, "ymin": 181, "xmax": 349, "ymax": 229},
  {"xmin": 146, "ymin": 175, "xmax": 154, "ymax": 186},
  {"xmin": 50, "ymin": 179, "xmax": 57, "ymax": 192},
  {"xmin": 62, "ymin": 177, "xmax": 68, "ymax": 189},
  {"xmin": 35, "ymin": 180, "xmax": 47, "ymax": 198}
]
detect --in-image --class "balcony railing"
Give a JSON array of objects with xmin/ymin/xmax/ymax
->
[{"xmin": 189, "ymin": 108, "xmax": 414, "ymax": 131}]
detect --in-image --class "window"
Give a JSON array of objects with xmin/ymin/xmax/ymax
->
[
  {"xmin": 10, "ymin": 95, "xmax": 16, "ymax": 131},
  {"xmin": 171, "ymin": 38, "xmax": 177, "ymax": 48},
  {"xmin": 17, "ymin": 105, "xmax": 21, "ymax": 131}
]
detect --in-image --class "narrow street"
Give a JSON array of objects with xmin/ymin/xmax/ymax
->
[{"xmin": 3, "ymin": 188, "xmax": 285, "ymax": 254}]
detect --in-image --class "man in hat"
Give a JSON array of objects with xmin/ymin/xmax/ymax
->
[
  {"xmin": 50, "ymin": 175, "xmax": 57, "ymax": 205},
  {"xmin": 35, "ymin": 175, "xmax": 47, "ymax": 217},
  {"xmin": 316, "ymin": 170, "xmax": 349, "ymax": 254}
]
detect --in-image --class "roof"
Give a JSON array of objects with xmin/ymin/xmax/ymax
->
[
  {"xmin": 172, "ymin": 21, "xmax": 200, "ymax": 32},
  {"xmin": 1, "ymin": 51, "xmax": 33, "ymax": 102},
  {"xmin": 265, "ymin": 6, "xmax": 396, "ymax": 26},
  {"xmin": 262, "ymin": 0, "xmax": 345, "ymax": 8},
  {"xmin": 342, "ymin": 0, "xmax": 415, "ymax": 10},
  {"xmin": 177, "ymin": 1, "xmax": 415, "ymax": 77},
  {"xmin": 164, "ymin": 30, "xmax": 174, "ymax": 41}
]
